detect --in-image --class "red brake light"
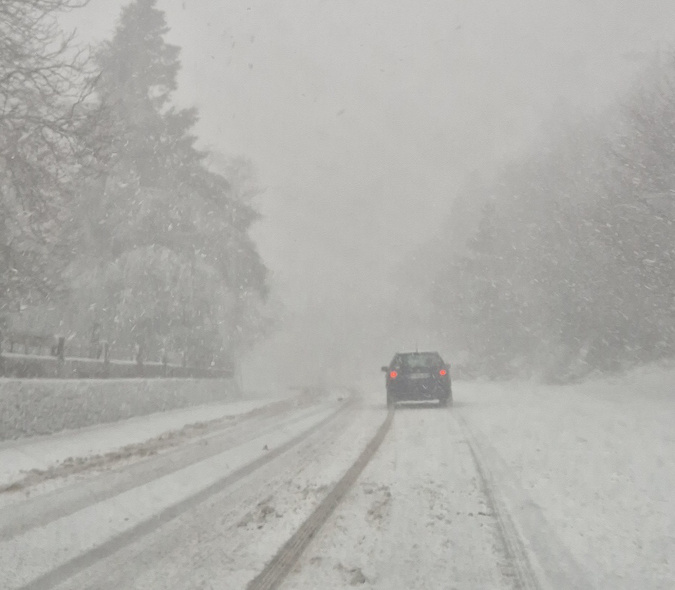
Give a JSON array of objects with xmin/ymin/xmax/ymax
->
[
  {"xmin": 439, "ymin": 369, "xmax": 447, "ymax": 376},
  {"xmin": 389, "ymin": 371, "xmax": 398, "ymax": 379}
]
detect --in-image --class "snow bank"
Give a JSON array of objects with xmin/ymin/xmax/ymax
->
[{"xmin": 0, "ymin": 378, "xmax": 238, "ymax": 441}]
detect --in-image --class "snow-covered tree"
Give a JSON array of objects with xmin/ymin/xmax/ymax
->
[
  {"xmin": 67, "ymin": 0, "xmax": 269, "ymax": 364},
  {"xmin": 428, "ymin": 65, "xmax": 675, "ymax": 380},
  {"xmin": 0, "ymin": 0, "xmax": 94, "ymax": 311}
]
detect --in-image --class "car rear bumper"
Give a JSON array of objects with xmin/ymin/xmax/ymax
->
[{"xmin": 387, "ymin": 381, "xmax": 450, "ymax": 401}]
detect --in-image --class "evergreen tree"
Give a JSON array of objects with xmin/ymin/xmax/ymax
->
[{"xmin": 68, "ymin": 0, "xmax": 268, "ymax": 364}]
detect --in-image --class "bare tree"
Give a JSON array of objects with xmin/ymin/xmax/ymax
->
[{"xmin": 0, "ymin": 0, "xmax": 93, "ymax": 307}]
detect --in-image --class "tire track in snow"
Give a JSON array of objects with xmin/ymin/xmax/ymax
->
[
  {"xmin": 277, "ymin": 403, "xmax": 513, "ymax": 589},
  {"xmin": 11, "ymin": 399, "xmax": 356, "ymax": 590},
  {"xmin": 58, "ymin": 395, "xmax": 377, "ymax": 590},
  {"xmin": 454, "ymin": 410, "xmax": 592, "ymax": 590},
  {"xmin": 246, "ymin": 407, "xmax": 395, "ymax": 590},
  {"xmin": 0, "ymin": 403, "xmax": 328, "ymax": 541}
]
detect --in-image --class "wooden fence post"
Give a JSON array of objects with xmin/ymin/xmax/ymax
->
[
  {"xmin": 136, "ymin": 342, "xmax": 144, "ymax": 377},
  {"xmin": 102, "ymin": 341, "xmax": 110, "ymax": 378},
  {"xmin": 56, "ymin": 336, "xmax": 65, "ymax": 378}
]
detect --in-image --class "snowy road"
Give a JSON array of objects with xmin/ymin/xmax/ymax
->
[
  {"xmin": 1, "ymin": 368, "xmax": 674, "ymax": 589},
  {"xmin": 282, "ymin": 404, "xmax": 518, "ymax": 590},
  {"xmin": 283, "ymin": 371, "xmax": 675, "ymax": 590}
]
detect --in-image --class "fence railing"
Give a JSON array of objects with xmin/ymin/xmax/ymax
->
[{"xmin": 0, "ymin": 331, "xmax": 232, "ymax": 380}]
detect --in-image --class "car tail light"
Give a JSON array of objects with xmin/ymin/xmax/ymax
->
[
  {"xmin": 389, "ymin": 371, "xmax": 398, "ymax": 379},
  {"xmin": 439, "ymin": 369, "xmax": 447, "ymax": 376}
]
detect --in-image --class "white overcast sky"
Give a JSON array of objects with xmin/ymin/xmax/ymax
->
[{"xmin": 64, "ymin": 1, "xmax": 675, "ymax": 387}]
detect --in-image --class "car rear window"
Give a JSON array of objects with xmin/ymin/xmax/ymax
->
[{"xmin": 395, "ymin": 353, "xmax": 443, "ymax": 369}]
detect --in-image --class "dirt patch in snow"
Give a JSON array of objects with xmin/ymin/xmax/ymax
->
[
  {"xmin": 363, "ymin": 483, "xmax": 391, "ymax": 524},
  {"xmin": 237, "ymin": 496, "xmax": 282, "ymax": 530},
  {"xmin": 335, "ymin": 563, "xmax": 369, "ymax": 586}
]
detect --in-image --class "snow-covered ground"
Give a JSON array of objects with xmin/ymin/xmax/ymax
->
[
  {"xmin": 0, "ymin": 367, "xmax": 673, "ymax": 589},
  {"xmin": 282, "ymin": 405, "xmax": 510, "ymax": 589},
  {"xmin": 454, "ymin": 365, "xmax": 675, "ymax": 589}
]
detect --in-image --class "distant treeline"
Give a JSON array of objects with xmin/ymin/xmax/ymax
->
[
  {"xmin": 430, "ymin": 55, "xmax": 675, "ymax": 381},
  {"xmin": 0, "ymin": 0, "xmax": 271, "ymax": 368}
]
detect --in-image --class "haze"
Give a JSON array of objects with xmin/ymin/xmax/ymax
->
[{"xmin": 62, "ymin": 0, "xmax": 675, "ymax": 388}]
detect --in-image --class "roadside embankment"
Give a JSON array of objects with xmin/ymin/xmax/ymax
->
[{"xmin": 0, "ymin": 378, "xmax": 238, "ymax": 441}]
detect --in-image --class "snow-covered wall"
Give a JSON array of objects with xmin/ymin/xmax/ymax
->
[{"xmin": 0, "ymin": 378, "xmax": 238, "ymax": 441}]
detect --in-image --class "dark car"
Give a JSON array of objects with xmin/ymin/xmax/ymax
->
[{"xmin": 381, "ymin": 351, "xmax": 452, "ymax": 407}]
